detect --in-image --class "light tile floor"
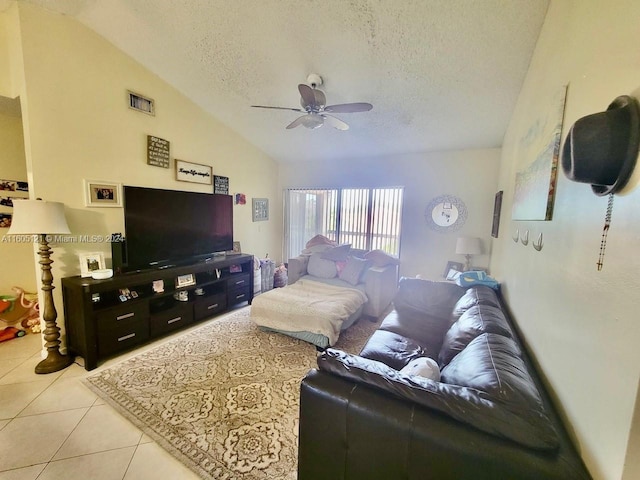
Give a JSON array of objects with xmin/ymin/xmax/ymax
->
[{"xmin": 0, "ymin": 324, "xmax": 211, "ymax": 480}]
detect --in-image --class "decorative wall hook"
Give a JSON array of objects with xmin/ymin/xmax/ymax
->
[
  {"xmin": 512, "ymin": 229, "xmax": 519, "ymax": 243},
  {"xmin": 533, "ymin": 232, "xmax": 543, "ymax": 251},
  {"xmin": 520, "ymin": 229, "xmax": 529, "ymax": 246}
]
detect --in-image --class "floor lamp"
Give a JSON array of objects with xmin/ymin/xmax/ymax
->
[{"xmin": 8, "ymin": 199, "xmax": 74, "ymax": 374}]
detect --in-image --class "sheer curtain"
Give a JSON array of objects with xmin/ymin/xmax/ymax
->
[{"xmin": 283, "ymin": 187, "xmax": 403, "ymax": 260}]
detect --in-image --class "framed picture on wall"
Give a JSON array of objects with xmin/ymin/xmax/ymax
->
[
  {"xmin": 252, "ymin": 198, "xmax": 269, "ymax": 222},
  {"xmin": 491, "ymin": 190, "xmax": 503, "ymax": 238},
  {"xmin": 84, "ymin": 180, "xmax": 122, "ymax": 207}
]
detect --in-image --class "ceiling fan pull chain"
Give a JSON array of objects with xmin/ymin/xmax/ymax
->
[{"xmin": 597, "ymin": 193, "xmax": 614, "ymax": 271}]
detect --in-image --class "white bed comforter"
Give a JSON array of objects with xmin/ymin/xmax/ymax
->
[{"xmin": 250, "ymin": 279, "xmax": 368, "ymax": 345}]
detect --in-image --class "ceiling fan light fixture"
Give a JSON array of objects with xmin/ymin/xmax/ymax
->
[{"xmin": 301, "ymin": 113, "xmax": 324, "ymax": 129}]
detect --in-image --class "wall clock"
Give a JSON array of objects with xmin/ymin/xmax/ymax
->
[{"xmin": 425, "ymin": 194, "xmax": 468, "ymax": 232}]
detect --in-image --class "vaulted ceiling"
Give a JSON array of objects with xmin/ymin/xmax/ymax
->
[{"xmin": 12, "ymin": 0, "xmax": 549, "ymax": 163}]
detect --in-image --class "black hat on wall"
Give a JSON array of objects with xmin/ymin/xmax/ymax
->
[{"xmin": 561, "ymin": 95, "xmax": 640, "ymax": 196}]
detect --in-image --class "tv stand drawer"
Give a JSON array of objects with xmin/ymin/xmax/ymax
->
[
  {"xmin": 150, "ymin": 303, "xmax": 194, "ymax": 336},
  {"xmin": 194, "ymin": 293, "xmax": 227, "ymax": 319}
]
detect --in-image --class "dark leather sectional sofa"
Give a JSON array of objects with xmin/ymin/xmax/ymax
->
[{"xmin": 298, "ymin": 278, "xmax": 591, "ymax": 479}]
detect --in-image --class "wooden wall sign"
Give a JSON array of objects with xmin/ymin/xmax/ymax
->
[
  {"xmin": 214, "ymin": 175, "xmax": 229, "ymax": 194},
  {"xmin": 147, "ymin": 135, "xmax": 170, "ymax": 168}
]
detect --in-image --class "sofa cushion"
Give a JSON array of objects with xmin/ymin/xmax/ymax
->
[
  {"xmin": 394, "ymin": 278, "xmax": 465, "ymax": 321},
  {"xmin": 360, "ymin": 330, "xmax": 428, "ymax": 370},
  {"xmin": 318, "ymin": 348, "xmax": 559, "ymax": 450},
  {"xmin": 440, "ymin": 333, "xmax": 547, "ymax": 416},
  {"xmin": 379, "ymin": 310, "xmax": 451, "ymax": 355},
  {"xmin": 451, "ymin": 286, "xmax": 501, "ymax": 319},
  {"xmin": 338, "ymin": 256, "xmax": 369, "ymax": 285},
  {"xmin": 400, "ymin": 357, "xmax": 440, "ymax": 381},
  {"xmin": 438, "ymin": 305, "xmax": 514, "ymax": 367},
  {"xmin": 307, "ymin": 252, "xmax": 338, "ymax": 278}
]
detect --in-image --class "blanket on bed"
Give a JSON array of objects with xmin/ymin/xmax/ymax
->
[{"xmin": 249, "ymin": 279, "xmax": 368, "ymax": 345}]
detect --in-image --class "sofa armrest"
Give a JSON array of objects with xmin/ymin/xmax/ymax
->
[
  {"xmin": 362, "ymin": 264, "xmax": 398, "ymax": 317},
  {"xmin": 287, "ymin": 255, "xmax": 309, "ymax": 284}
]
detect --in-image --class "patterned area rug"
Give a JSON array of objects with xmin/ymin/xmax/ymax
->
[{"xmin": 84, "ymin": 307, "xmax": 380, "ymax": 479}]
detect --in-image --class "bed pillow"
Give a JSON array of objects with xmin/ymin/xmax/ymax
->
[
  {"xmin": 305, "ymin": 234, "xmax": 336, "ymax": 248},
  {"xmin": 321, "ymin": 244, "xmax": 352, "ymax": 261},
  {"xmin": 338, "ymin": 256, "xmax": 369, "ymax": 285},
  {"xmin": 364, "ymin": 249, "xmax": 400, "ymax": 267},
  {"xmin": 307, "ymin": 252, "xmax": 337, "ymax": 278}
]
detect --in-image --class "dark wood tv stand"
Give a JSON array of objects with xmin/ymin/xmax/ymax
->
[{"xmin": 61, "ymin": 254, "xmax": 254, "ymax": 370}]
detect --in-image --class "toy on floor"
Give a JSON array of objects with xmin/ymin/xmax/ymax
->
[
  {"xmin": 0, "ymin": 286, "xmax": 40, "ymax": 333},
  {"xmin": 0, "ymin": 326, "xmax": 26, "ymax": 342}
]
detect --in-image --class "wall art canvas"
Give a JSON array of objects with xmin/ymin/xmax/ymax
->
[{"xmin": 512, "ymin": 85, "xmax": 568, "ymax": 221}]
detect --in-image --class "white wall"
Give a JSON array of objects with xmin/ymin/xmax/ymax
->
[
  {"xmin": 279, "ymin": 149, "xmax": 500, "ymax": 279},
  {"xmin": 0, "ymin": 104, "xmax": 36, "ymax": 294},
  {"xmin": 3, "ymin": 3, "xmax": 282, "ymax": 344},
  {"xmin": 490, "ymin": 1, "xmax": 640, "ymax": 478}
]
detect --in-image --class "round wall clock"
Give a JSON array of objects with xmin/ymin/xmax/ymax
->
[{"xmin": 425, "ymin": 194, "xmax": 468, "ymax": 232}]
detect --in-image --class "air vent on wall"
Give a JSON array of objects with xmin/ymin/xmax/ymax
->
[{"xmin": 128, "ymin": 90, "xmax": 154, "ymax": 116}]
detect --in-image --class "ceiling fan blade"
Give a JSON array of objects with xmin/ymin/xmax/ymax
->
[
  {"xmin": 298, "ymin": 84, "xmax": 317, "ymax": 109},
  {"xmin": 286, "ymin": 115, "xmax": 307, "ymax": 129},
  {"xmin": 251, "ymin": 105, "xmax": 304, "ymax": 112},
  {"xmin": 321, "ymin": 114, "xmax": 349, "ymax": 131},
  {"xmin": 324, "ymin": 102, "xmax": 373, "ymax": 113}
]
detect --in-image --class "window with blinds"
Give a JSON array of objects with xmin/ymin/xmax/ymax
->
[{"xmin": 284, "ymin": 187, "xmax": 403, "ymax": 260}]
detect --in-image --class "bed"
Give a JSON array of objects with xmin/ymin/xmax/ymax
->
[{"xmin": 249, "ymin": 278, "xmax": 368, "ymax": 348}]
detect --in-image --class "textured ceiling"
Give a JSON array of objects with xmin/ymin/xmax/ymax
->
[{"xmin": 15, "ymin": 0, "xmax": 549, "ymax": 163}]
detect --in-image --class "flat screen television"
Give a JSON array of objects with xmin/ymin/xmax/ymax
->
[{"xmin": 119, "ymin": 186, "xmax": 233, "ymax": 272}]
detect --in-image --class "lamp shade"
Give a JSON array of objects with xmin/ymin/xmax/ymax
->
[
  {"xmin": 455, "ymin": 236, "xmax": 481, "ymax": 255},
  {"xmin": 8, "ymin": 199, "xmax": 71, "ymax": 235}
]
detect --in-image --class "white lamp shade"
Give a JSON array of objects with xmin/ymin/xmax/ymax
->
[
  {"xmin": 8, "ymin": 199, "xmax": 71, "ymax": 235},
  {"xmin": 455, "ymin": 236, "xmax": 482, "ymax": 255}
]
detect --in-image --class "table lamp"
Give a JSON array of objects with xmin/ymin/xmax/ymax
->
[
  {"xmin": 8, "ymin": 199, "xmax": 74, "ymax": 374},
  {"xmin": 455, "ymin": 236, "xmax": 482, "ymax": 271}
]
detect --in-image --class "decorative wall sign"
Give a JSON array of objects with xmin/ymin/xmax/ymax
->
[
  {"xmin": 84, "ymin": 180, "xmax": 122, "ymax": 207},
  {"xmin": 491, "ymin": 191, "xmax": 503, "ymax": 238},
  {"xmin": 129, "ymin": 91, "xmax": 155, "ymax": 116},
  {"xmin": 512, "ymin": 85, "xmax": 567, "ymax": 220},
  {"xmin": 214, "ymin": 175, "xmax": 229, "ymax": 194},
  {"xmin": 147, "ymin": 135, "xmax": 170, "ymax": 168},
  {"xmin": 176, "ymin": 160, "xmax": 213, "ymax": 184},
  {"xmin": 252, "ymin": 198, "xmax": 269, "ymax": 222}
]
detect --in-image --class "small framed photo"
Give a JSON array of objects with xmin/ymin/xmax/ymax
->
[
  {"xmin": 229, "ymin": 264, "xmax": 242, "ymax": 274},
  {"xmin": 175, "ymin": 159, "xmax": 213, "ymax": 185},
  {"xmin": 175, "ymin": 273, "xmax": 196, "ymax": 288},
  {"xmin": 79, "ymin": 252, "xmax": 106, "ymax": 277},
  {"xmin": 227, "ymin": 241, "xmax": 241, "ymax": 255},
  {"xmin": 443, "ymin": 261, "xmax": 463, "ymax": 280},
  {"xmin": 252, "ymin": 198, "xmax": 269, "ymax": 222},
  {"xmin": 84, "ymin": 180, "xmax": 122, "ymax": 207}
]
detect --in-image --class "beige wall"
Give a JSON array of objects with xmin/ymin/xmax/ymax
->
[
  {"xmin": 279, "ymin": 149, "xmax": 500, "ymax": 279},
  {"xmin": 4, "ymin": 4, "xmax": 281, "ymax": 341},
  {"xmin": 0, "ymin": 105, "xmax": 37, "ymax": 294},
  {"xmin": 490, "ymin": 1, "xmax": 640, "ymax": 478}
]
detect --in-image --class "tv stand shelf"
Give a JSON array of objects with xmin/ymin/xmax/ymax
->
[{"xmin": 62, "ymin": 254, "xmax": 254, "ymax": 370}]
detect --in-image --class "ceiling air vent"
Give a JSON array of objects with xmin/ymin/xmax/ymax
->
[{"xmin": 128, "ymin": 90, "xmax": 154, "ymax": 116}]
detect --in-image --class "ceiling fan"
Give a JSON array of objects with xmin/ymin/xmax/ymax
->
[{"xmin": 251, "ymin": 74, "xmax": 373, "ymax": 130}]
